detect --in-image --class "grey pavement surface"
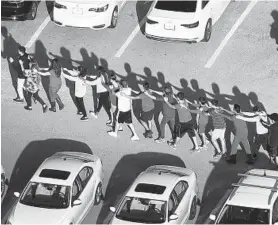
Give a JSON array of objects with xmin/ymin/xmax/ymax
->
[{"xmin": 1, "ymin": 1, "xmax": 278, "ymax": 224}]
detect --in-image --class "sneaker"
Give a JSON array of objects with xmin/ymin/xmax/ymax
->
[
  {"xmin": 77, "ymin": 111, "xmax": 83, "ymax": 115},
  {"xmin": 199, "ymin": 145, "xmax": 208, "ymax": 150},
  {"xmin": 155, "ymin": 138, "xmax": 166, "ymax": 143},
  {"xmin": 106, "ymin": 120, "xmax": 113, "ymax": 127},
  {"xmin": 131, "ymin": 135, "xmax": 139, "ymax": 141},
  {"xmin": 191, "ymin": 147, "xmax": 201, "ymax": 153},
  {"xmin": 42, "ymin": 104, "xmax": 48, "ymax": 113},
  {"xmin": 169, "ymin": 142, "xmax": 177, "ymax": 150},
  {"xmin": 89, "ymin": 111, "xmax": 98, "ymax": 119},
  {"xmin": 108, "ymin": 131, "xmax": 117, "ymax": 138},
  {"xmin": 80, "ymin": 116, "xmax": 88, "ymax": 121},
  {"xmin": 14, "ymin": 98, "xmax": 24, "ymax": 103},
  {"xmin": 118, "ymin": 126, "xmax": 123, "ymax": 131},
  {"xmin": 222, "ymin": 153, "xmax": 228, "ymax": 158},
  {"xmin": 24, "ymin": 106, "xmax": 32, "ymax": 111},
  {"xmin": 213, "ymin": 153, "xmax": 222, "ymax": 158}
]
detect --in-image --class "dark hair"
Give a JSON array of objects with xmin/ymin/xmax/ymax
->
[
  {"xmin": 143, "ymin": 82, "xmax": 150, "ymax": 90},
  {"xmin": 211, "ymin": 99, "xmax": 219, "ymax": 106},
  {"xmin": 268, "ymin": 113, "xmax": 278, "ymax": 122},
  {"xmin": 78, "ymin": 66, "xmax": 87, "ymax": 77},
  {"xmin": 120, "ymin": 79, "xmax": 128, "ymax": 88},
  {"xmin": 252, "ymin": 105, "xmax": 259, "ymax": 112},
  {"xmin": 49, "ymin": 58, "xmax": 62, "ymax": 77},
  {"xmin": 177, "ymin": 92, "xmax": 185, "ymax": 100},
  {"xmin": 199, "ymin": 97, "xmax": 207, "ymax": 105},
  {"xmin": 234, "ymin": 104, "xmax": 241, "ymax": 113},
  {"xmin": 18, "ymin": 46, "xmax": 26, "ymax": 53},
  {"xmin": 164, "ymin": 86, "xmax": 172, "ymax": 94}
]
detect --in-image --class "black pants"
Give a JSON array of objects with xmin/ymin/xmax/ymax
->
[
  {"xmin": 26, "ymin": 91, "xmax": 45, "ymax": 107},
  {"xmin": 253, "ymin": 133, "xmax": 268, "ymax": 155},
  {"xmin": 75, "ymin": 97, "xmax": 87, "ymax": 116},
  {"xmin": 96, "ymin": 92, "xmax": 111, "ymax": 120}
]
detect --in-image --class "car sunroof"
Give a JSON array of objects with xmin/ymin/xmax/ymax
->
[
  {"xmin": 135, "ymin": 183, "xmax": 166, "ymax": 194},
  {"xmin": 39, "ymin": 169, "xmax": 70, "ymax": 180}
]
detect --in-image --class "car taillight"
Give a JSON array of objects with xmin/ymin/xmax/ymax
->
[
  {"xmin": 54, "ymin": 2, "xmax": 67, "ymax": 9},
  {"xmin": 89, "ymin": 4, "xmax": 109, "ymax": 12},
  {"xmin": 147, "ymin": 18, "xmax": 158, "ymax": 24},
  {"xmin": 181, "ymin": 21, "xmax": 199, "ymax": 28}
]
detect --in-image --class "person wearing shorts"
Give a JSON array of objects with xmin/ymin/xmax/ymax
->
[
  {"xmin": 165, "ymin": 92, "xmax": 199, "ymax": 150},
  {"xmin": 207, "ymin": 100, "xmax": 227, "ymax": 158},
  {"xmin": 122, "ymin": 82, "xmax": 155, "ymax": 138},
  {"xmin": 108, "ymin": 79, "xmax": 139, "ymax": 141}
]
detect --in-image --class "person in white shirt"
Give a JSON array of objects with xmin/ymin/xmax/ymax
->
[
  {"xmin": 236, "ymin": 106, "xmax": 269, "ymax": 160},
  {"xmin": 108, "ymin": 79, "xmax": 139, "ymax": 141},
  {"xmin": 62, "ymin": 66, "xmax": 89, "ymax": 121},
  {"xmin": 86, "ymin": 67, "xmax": 113, "ymax": 126}
]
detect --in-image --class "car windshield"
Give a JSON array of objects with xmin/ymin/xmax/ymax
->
[
  {"xmin": 155, "ymin": 1, "xmax": 197, "ymax": 13},
  {"xmin": 116, "ymin": 197, "xmax": 167, "ymax": 223},
  {"xmin": 218, "ymin": 205, "xmax": 270, "ymax": 224},
  {"xmin": 20, "ymin": 182, "xmax": 70, "ymax": 209}
]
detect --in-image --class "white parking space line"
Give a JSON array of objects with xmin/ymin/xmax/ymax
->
[
  {"xmin": 115, "ymin": 16, "xmax": 147, "ymax": 58},
  {"xmin": 205, "ymin": 0, "xmax": 258, "ymax": 69},
  {"xmin": 25, "ymin": 16, "xmax": 50, "ymax": 49}
]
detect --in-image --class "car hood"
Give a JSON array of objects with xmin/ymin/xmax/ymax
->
[
  {"xmin": 10, "ymin": 203, "xmax": 69, "ymax": 224},
  {"xmin": 148, "ymin": 8, "xmax": 197, "ymax": 22}
]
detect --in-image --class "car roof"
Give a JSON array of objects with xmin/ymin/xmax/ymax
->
[
  {"xmin": 227, "ymin": 169, "xmax": 278, "ymax": 209},
  {"xmin": 30, "ymin": 152, "xmax": 98, "ymax": 186},
  {"xmin": 126, "ymin": 169, "xmax": 187, "ymax": 201}
]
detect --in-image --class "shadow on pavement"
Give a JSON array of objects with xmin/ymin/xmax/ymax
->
[
  {"xmin": 45, "ymin": 1, "xmax": 54, "ymax": 21},
  {"xmin": 270, "ymin": 10, "xmax": 278, "ymax": 50},
  {"xmin": 96, "ymin": 152, "xmax": 186, "ymax": 224},
  {"xmin": 196, "ymin": 150, "xmax": 276, "ymax": 223},
  {"xmin": 136, "ymin": 1, "xmax": 153, "ymax": 34},
  {"xmin": 1, "ymin": 138, "xmax": 92, "ymax": 221}
]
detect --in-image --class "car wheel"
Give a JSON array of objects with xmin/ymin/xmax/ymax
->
[
  {"xmin": 189, "ymin": 196, "xmax": 197, "ymax": 220},
  {"xmin": 109, "ymin": 7, "xmax": 118, "ymax": 28},
  {"xmin": 202, "ymin": 19, "xmax": 212, "ymax": 42},
  {"xmin": 28, "ymin": 2, "xmax": 38, "ymax": 20},
  {"xmin": 94, "ymin": 183, "xmax": 103, "ymax": 205}
]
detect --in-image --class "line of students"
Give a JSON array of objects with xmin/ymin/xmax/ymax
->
[{"xmin": 9, "ymin": 47, "xmax": 278, "ymax": 167}]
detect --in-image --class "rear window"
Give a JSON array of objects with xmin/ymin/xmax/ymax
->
[
  {"xmin": 135, "ymin": 183, "xmax": 166, "ymax": 194},
  {"xmin": 155, "ymin": 1, "xmax": 197, "ymax": 13},
  {"xmin": 39, "ymin": 169, "xmax": 70, "ymax": 180}
]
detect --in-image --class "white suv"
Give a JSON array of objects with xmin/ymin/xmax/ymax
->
[{"xmin": 208, "ymin": 169, "xmax": 278, "ymax": 225}]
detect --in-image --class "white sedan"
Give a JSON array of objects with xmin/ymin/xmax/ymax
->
[
  {"xmin": 145, "ymin": 0, "xmax": 231, "ymax": 42},
  {"xmin": 109, "ymin": 165, "xmax": 199, "ymax": 224},
  {"xmin": 6, "ymin": 152, "xmax": 104, "ymax": 224},
  {"xmin": 53, "ymin": 0, "xmax": 126, "ymax": 29}
]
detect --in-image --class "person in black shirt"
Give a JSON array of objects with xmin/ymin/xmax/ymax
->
[{"xmin": 9, "ymin": 46, "xmax": 31, "ymax": 103}]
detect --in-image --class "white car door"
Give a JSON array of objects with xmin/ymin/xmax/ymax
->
[
  {"xmin": 71, "ymin": 175, "xmax": 87, "ymax": 224},
  {"xmin": 209, "ymin": 0, "xmax": 230, "ymax": 25}
]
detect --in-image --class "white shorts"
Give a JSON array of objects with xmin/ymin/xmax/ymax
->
[{"xmin": 212, "ymin": 128, "xmax": 226, "ymax": 140}]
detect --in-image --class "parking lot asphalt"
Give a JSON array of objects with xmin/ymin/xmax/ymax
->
[{"xmin": 1, "ymin": 1, "xmax": 278, "ymax": 224}]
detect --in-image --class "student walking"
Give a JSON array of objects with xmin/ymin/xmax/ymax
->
[
  {"xmin": 87, "ymin": 67, "xmax": 113, "ymax": 125},
  {"xmin": 9, "ymin": 46, "xmax": 31, "ymax": 103},
  {"xmin": 108, "ymin": 79, "xmax": 139, "ymax": 141},
  {"xmin": 39, "ymin": 58, "xmax": 64, "ymax": 112},
  {"xmin": 121, "ymin": 82, "xmax": 156, "ymax": 138},
  {"xmin": 187, "ymin": 97, "xmax": 210, "ymax": 149},
  {"xmin": 150, "ymin": 86, "xmax": 176, "ymax": 143},
  {"xmin": 219, "ymin": 104, "xmax": 254, "ymax": 164},
  {"xmin": 165, "ymin": 92, "xmax": 200, "ymax": 151},
  {"xmin": 62, "ymin": 66, "xmax": 88, "ymax": 121},
  {"xmin": 260, "ymin": 113, "xmax": 278, "ymax": 166},
  {"xmin": 23, "ymin": 62, "xmax": 48, "ymax": 113},
  {"xmin": 207, "ymin": 100, "xmax": 227, "ymax": 158},
  {"xmin": 236, "ymin": 106, "xmax": 269, "ymax": 160}
]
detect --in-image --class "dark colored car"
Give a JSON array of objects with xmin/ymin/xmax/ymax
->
[{"xmin": 1, "ymin": 0, "xmax": 40, "ymax": 21}]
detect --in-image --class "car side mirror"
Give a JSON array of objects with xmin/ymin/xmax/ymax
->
[
  {"xmin": 169, "ymin": 214, "xmax": 178, "ymax": 221},
  {"xmin": 209, "ymin": 214, "xmax": 216, "ymax": 221},
  {"xmin": 110, "ymin": 206, "xmax": 116, "ymax": 213},
  {"xmin": 73, "ymin": 199, "xmax": 82, "ymax": 206},
  {"xmin": 14, "ymin": 192, "xmax": 20, "ymax": 198}
]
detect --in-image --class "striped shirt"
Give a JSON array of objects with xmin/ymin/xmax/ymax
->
[{"xmin": 209, "ymin": 108, "xmax": 226, "ymax": 129}]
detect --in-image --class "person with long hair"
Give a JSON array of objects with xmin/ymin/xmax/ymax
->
[
  {"xmin": 23, "ymin": 60, "xmax": 48, "ymax": 113},
  {"xmin": 40, "ymin": 58, "xmax": 64, "ymax": 112}
]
